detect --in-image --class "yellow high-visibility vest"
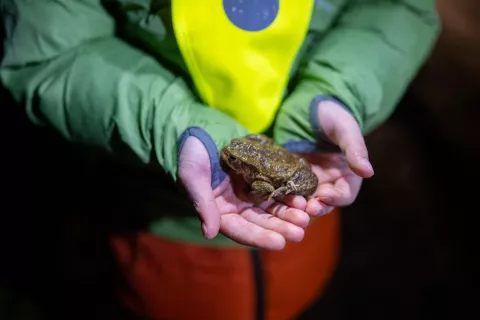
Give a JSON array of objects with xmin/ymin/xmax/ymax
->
[{"xmin": 173, "ymin": 0, "xmax": 314, "ymax": 133}]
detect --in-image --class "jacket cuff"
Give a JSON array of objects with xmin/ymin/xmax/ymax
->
[
  {"xmin": 177, "ymin": 127, "xmax": 228, "ymax": 189},
  {"xmin": 275, "ymin": 85, "xmax": 355, "ymax": 153},
  {"xmin": 284, "ymin": 95, "xmax": 350, "ymax": 153}
]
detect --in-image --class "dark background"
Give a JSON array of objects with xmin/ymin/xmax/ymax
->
[
  {"xmin": 302, "ymin": 1, "xmax": 480, "ymax": 318},
  {"xmin": 1, "ymin": 0, "xmax": 479, "ymax": 319}
]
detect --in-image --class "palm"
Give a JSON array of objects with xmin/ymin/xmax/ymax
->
[{"xmin": 298, "ymin": 152, "xmax": 363, "ymax": 216}]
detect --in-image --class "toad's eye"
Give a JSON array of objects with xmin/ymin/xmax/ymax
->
[{"xmin": 228, "ymin": 155, "xmax": 237, "ymax": 162}]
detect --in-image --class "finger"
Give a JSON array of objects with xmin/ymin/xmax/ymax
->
[
  {"xmin": 178, "ymin": 137, "xmax": 221, "ymax": 239},
  {"xmin": 240, "ymin": 207, "xmax": 305, "ymax": 242},
  {"xmin": 220, "ymin": 213, "xmax": 287, "ymax": 250},
  {"xmin": 318, "ymin": 102, "xmax": 374, "ymax": 178},
  {"xmin": 335, "ymin": 124, "xmax": 374, "ymax": 179},
  {"xmin": 263, "ymin": 202, "xmax": 310, "ymax": 228},
  {"xmin": 256, "ymin": 199, "xmax": 309, "ymax": 227},
  {"xmin": 277, "ymin": 195, "xmax": 307, "ymax": 211},
  {"xmin": 305, "ymin": 199, "xmax": 334, "ymax": 217}
]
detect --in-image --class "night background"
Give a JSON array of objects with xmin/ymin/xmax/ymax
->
[{"xmin": 1, "ymin": 0, "xmax": 479, "ymax": 319}]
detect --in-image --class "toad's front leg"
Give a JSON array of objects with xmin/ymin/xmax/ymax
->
[{"xmin": 250, "ymin": 180, "xmax": 276, "ymax": 204}]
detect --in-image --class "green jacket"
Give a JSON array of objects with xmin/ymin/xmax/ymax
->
[{"xmin": 0, "ymin": 0, "xmax": 440, "ymax": 246}]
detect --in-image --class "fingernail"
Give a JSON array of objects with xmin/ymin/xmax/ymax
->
[
  {"xmin": 312, "ymin": 203, "xmax": 325, "ymax": 216},
  {"xmin": 361, "ymin": 157, "xmax": 374, "ymax": 174},
  {"xmin": 202, "ymin": 223, "xmax": 209, "ymax": 239},
  {"xmin": 314, "ymin": 208, "xmax": 325, "ymax": 217}
]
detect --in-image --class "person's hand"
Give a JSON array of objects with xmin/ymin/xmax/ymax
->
[
  {"xmin": 178, "ymin": 136, "xmax": 310, "ymax": 250},
  {"xmin": 300, "ymin": 100, "xmax": 375, "ymax": 216}
]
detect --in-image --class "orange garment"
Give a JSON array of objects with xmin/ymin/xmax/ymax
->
[{"xmin": 111, "ymin": 209, "xmax": 340, "ymax": 320}]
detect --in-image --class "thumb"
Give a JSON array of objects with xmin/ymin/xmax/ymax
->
[
  {"xmin": 178, "ymin": 136, "xmax": 221, "ymax": 239},
  {"xmin": 318, "ymin": 101, "xmax": 374, "ymax": 178}
]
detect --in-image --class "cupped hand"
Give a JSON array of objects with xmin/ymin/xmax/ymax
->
[
  {"xmin": 301, "ymin": 100, "xmax": 375, "ymax": 216},
  {"xmin": 178, "ymin": 136, "xmax": 310, "ymax": 250}
]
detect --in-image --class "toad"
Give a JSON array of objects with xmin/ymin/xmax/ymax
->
[{"xmin": 220, "ymin": 134, "xmax": 318, "ymax": 203}]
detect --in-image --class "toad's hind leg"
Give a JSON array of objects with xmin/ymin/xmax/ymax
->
[
  {"xmin": 268, "ymin": 181, "xmax": 298, "ymax": 201},
  {"xmin": 267, "ymin": 187, "xmax": 288, "ymax": 201}
]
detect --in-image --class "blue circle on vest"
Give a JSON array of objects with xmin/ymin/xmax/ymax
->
[{"xmin": 223, "ymin": 0, "xmax": 279, "ymax": 32}]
